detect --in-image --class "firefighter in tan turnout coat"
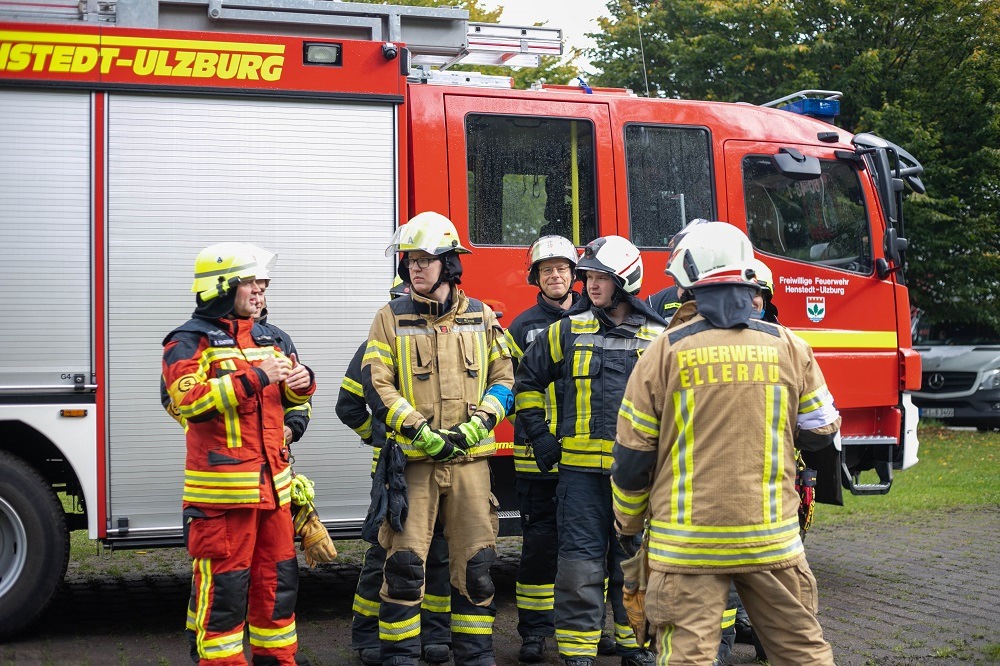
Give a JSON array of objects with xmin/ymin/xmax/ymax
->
[
  {"xmin": 362, "ymin": 212, "xmax": 514, "ymax": 666},
  {"xmin": 611, "ymin": 221, "xmax": 840, "ymax": 666}
]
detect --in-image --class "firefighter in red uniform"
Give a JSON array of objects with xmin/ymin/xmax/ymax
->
[{"xmin": 163, "ymin": 242, "xmax": 316, "ymax": 666}]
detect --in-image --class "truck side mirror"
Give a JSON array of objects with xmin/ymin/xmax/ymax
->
[
  {"xmin": 770, "ymin": 147, "xmax": 821, "ymax": 181},
  {"xmin": 877, "ymin": 227, "xmax": 908, "ymax": 279}
]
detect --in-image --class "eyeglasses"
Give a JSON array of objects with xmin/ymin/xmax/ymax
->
[
  {"xmin": 539, "ymin": 265, "xmax": 573, "ymax": 278},
  {"xmin": 403, "ymin": 257, "xmax": 440, "ymax": 269}
]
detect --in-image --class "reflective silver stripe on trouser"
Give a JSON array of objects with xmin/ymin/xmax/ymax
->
[{"xmin": 451, "ymin": 589, "xmax": 496, "ymax": 664}]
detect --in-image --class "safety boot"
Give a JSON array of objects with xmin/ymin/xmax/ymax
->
[
  {"xmin": 421, "ymin": 643, "xmax": 450, "ymax": 664},
  {"xmin": 356, "ymin": 647, "xmax": 380, "ymax": 666},
  {"xmin": 563, "ymin": 658, "xmax": 595, "ymax": 666},
  {"xmin": 518, "ymin": 635, "xmax": 546, "ymax": 663},
  {"xmin": 597, "ymin": 631, "xmax": 616, "ymax": 655},
  {"xmin": 620, "ymin": 648, "xmax": 655, "ymax": 666}
]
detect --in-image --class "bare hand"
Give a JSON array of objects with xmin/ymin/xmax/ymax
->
[
  {"xmin": 284, "ymin": 353, "xmax": 312, "ymax": 391},
  {"xmin": 284, "ymin": 425, "xmax": 294, "ymax": 445},
  {"xmin": 259, "ymin": 354, "xmax": 292, "ymax": 385}
]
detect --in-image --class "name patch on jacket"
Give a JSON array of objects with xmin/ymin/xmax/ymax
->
[{"xmin": 677, "ymin": 344, "xmax": 781, "ymax": 387}]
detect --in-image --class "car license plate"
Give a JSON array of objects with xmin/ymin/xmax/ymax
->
[{"xmin": 921, "ymin": 407, "xmax": 955, "ymax": 418}]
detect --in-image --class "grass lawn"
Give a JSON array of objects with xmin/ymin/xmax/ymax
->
[{"xmin": 814, "ymin": 423, "xmax": 1000, "ymax": 526}]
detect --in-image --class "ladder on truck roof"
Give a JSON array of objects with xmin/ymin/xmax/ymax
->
[{"xmin": 0, "ymin": 0, "xmax": 563, "ymax": 69}]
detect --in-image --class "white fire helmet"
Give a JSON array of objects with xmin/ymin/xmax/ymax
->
[
  {"xmin": 576, "ymin": 235, "xmax": 644, "ymax": 295},
  {"xmin": 745, "ymin": 258, "xmax": 774, "ymax": 296},
  {"xmin": 526, "ymin": 235, "xmax": 579, "ymax": 286},
  {"xmin": 665, "ymin": 220, "xmax": 757, "ymax": 290}
]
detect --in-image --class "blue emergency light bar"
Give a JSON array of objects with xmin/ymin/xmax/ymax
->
[{"xmin": 780, "ymin": 97, "xmax": 840, "ymax": 124}]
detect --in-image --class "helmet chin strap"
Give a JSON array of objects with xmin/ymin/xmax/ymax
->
[{"xmin": 607, "ymin": 288, "xmax": 627, "ymax": 312}]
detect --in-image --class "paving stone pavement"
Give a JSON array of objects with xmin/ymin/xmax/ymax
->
[{"xmin": 2, "ymin": 507, "xmax": 997, "ymax": 665}]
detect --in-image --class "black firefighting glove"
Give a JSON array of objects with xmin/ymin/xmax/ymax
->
[
  {"xmin": 530, "ymin": 432, "xmax": 561, "ymax": 472},
  {"xmin": 617, "ymin": 530, "xmax": 641, "ymax": 559}
]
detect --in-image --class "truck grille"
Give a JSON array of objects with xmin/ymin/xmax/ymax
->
[{"xmin": 920, "ymin": 372, "xmax": 977, "ymax": 393}]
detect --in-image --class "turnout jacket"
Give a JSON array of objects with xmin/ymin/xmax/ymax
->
[
  {"xmin": 504, "ymin": 291, "xmax": 580, "ymax": 478},
  {"xmin": 258, "ymin": 311, "xmax": 312, "ymax": 443},
  {"xmin": 161, "ymin": 310, "xmax": 312, "ymax": 441},
  {"xmin": 611, "ymin": 301, "xmax": 841, "ymax": 573},
  {"xmin": 514, "ymin": 297, "xmax": 667, "ymax": 474},
  {"xmin": 362, "ymin": 286, "xmax": 514, "ymax": 461},
  {"xmin": 336, "ymin": 340, "xmax": 385, "ymax": 473},
  {"xmin": 162, "ymin": 316, "xmax": 316, "ymax": 509}
]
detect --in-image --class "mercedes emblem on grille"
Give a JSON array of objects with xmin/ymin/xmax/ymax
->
[{"xmin": 927, "ymin": 373, "xmax": 946, "ymax": 390}]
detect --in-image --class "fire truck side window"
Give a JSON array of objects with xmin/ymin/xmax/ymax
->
[
  {"xmin": 465, "ymin": 114, "xmax": 598, "ymax": 246},
  {"xmin": 624, "ymin": 125, "xmax": 714, "ymax": 247},
  {"xmin": 743, "ymin": 156, "xmax": 873, "ymax": 274}
]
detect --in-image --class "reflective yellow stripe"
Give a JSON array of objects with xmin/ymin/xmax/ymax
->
[
  {"xmin": 794, "ymin": 329, "xmax": 897, "ymax": 349},
  {"xmin": 620, "ymin": 398, "xmax": 660, "ymax": 437},
  {"xmin": 273, "ymin": 466, "xmax": 293, "ymax": 506},
  {"xmin": 341, "ymin": 375, "xmax": 364, "ymax": 397},
  {"xmin": 218, "ymin": 360, "xmax": 242, "ymax": 448},
  {"xmin": 505, "ymin": 329, "xmax": 524, "ymax": 359},
  {"xmin": 658, "ymin": 624, "xmax": 675, "ymax": 665},
  {"xmin": 556, "ymin": 628, "xmax": 601, "ymax": 657},
  {"xmin": 670, "ymin": 390, "xmax": 695, "ymax": 524},
  {"xmin": 192, "ymin": 558, "xmax": 246, "ymax": 660},
  {"xmin": 395, "ymin": 335, "xmax": 415, "ymax": 409},
  {"xmin": 283, "ymin": 382, "xmax": 311, "ymax": 406},
  {"xmin": 615, "ymin": 622, "xmax": 640, "ymax": 648},
  {"xmin": 353, "ymin": 594, "xmax": 380, "ymax": 617},
  {"xmin": 379, "ymin": 614, "xmax": 421, "ymax": 642},
  {"xmin": 612, "ymin": 482, "xmax": 649, "ymax": 517},
  {"xmin": 451, "ymin": 613, "xmax": 494, "ymax": 635},
  {"xmin": 364, "ymin": 339, "xmax": 394, "ymax": 365},
  {"xmin": 516, "ymin": 391, "xmax": 545, "ymax": 411},
  {"xmin": 560, "ymin": 436, "xmax": 613, "ymax": 470},
  {"xmin": 763, "ymin": 385, "xmax": 789, "ymax": 524},
  {"xmin": 647, "ymin": 533, "xmax": 804, "ymax": 568},
  {"xmin": 387, "ymin": 397, "xmax": 416, "ymax": 432},
  {"xmin": 515, "ymin": 582, "xmax": 554, "ymax": 611},
  {"xmin": 248, "ymin": 621, "xmax": 297, "ymax": 649},
  {"xmin": 721, "ymin": 608, "xmax": 737, "ymax": 629},
  {"xmin": 548, "ymin": 320, "xmax": 564, "ymax": 364},
  {"xmin": 798, "ymin": 384, "xmax": 828, "ymax": 414},
  {"xmin": 573, "ymin": 350, "xmax": 593, "ymax": 437},
  {"xmin": 183, "ymin": 470, "xmax": 260, "ymax": 504},
  {"xmin": 422, "ymin": 593, "xmax": 450, "ymax": 614}
]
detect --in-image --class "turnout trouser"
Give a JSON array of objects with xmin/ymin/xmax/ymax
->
[
  {"xmin": 645, "ymin": 560, "xmax": 834, "ymax": 666},
  {"xmin": 553, "ymin": 470, "xmax": 643, "ymax": 661},
  {"xmin": 378, "ymin": 459, "xmax": 499, "ymax": 666},
  {"xmin": 514, "ymin": 477, "xmax": 558, "ymax": 639},
  {"xmin": 351, "ymin": 525, "xmax": 451, "ymax": 651},
  {"xmin": 184, "ymin": 505, "xmax": 299, "ymax": 666}
]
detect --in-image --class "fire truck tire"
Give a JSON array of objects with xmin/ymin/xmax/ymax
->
[{"xmin": 0, "ymin": 450, "xmax": 70, "ymax": 641}]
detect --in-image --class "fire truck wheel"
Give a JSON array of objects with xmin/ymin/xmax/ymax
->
[{"xmin": 0, "ymin": 450, "xmax": 70, "ymax": 641}]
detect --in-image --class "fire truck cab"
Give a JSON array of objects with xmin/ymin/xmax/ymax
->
[{"xmin": 0, "ymin": 0, "xmax": 923, "ymax": 639}]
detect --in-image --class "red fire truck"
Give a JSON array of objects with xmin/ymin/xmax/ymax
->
[{"xmin": 0, "ymin": 0, "xmax": 923, "ymax": 638}]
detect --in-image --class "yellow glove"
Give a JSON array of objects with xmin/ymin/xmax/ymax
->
[
  {"xmin": 620, "ymin": 538, "xmax": 650, "ymax": 647},
  {"xmin": 293, "ymin": 503, "xmax": 337, "ymax": 567}
]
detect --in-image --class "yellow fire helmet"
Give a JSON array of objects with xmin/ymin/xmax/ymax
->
[
  {"xmin": 191, "ymin": 242, "xmax": 267, "ymax": 302},
  {"xmin": 386, "ymin": 211, "xmax": 471, "ymax": 257},
  {"xmin": 389, "ymin": 275, "xmax": 410, "ymax": 299}
]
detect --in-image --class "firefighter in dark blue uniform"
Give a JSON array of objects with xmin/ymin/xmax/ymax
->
[
  {"xmin": 514, "ymin": 236, "xmax": 665, "ymax": 666},
  {"xmin": 504, "ymin": 235, "xmax": 581, "ymax": 662}
]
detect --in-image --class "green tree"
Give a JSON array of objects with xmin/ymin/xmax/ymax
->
[
  {"xmin": 591, "ymin": 0, "xmax": 1000, "ymax": 327},
  {"xmin": 351, "ymin": 0, "xmax": 577, "ymax": 88}
]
